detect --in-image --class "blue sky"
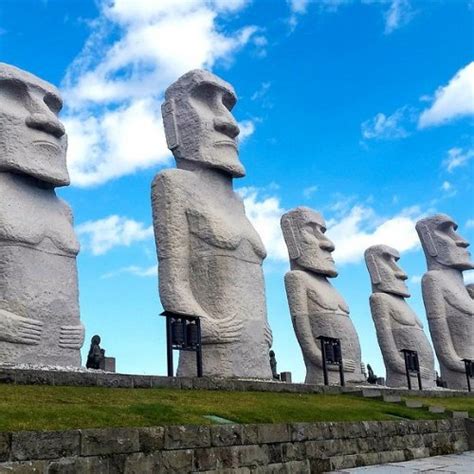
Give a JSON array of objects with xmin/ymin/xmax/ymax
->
[{"xmin": 1, "ymin": 0, "xmax": 473, "ymax": 381}]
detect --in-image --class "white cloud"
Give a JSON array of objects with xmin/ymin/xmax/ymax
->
[
  {"xmin": 419, "ymin": 62, "xmax": 474, "ymax": 128},
  {"xmin": 443, "ymin": 147, "xmax": 474, "ymax": 173},
  {"xmin": 76, "ymin": 215, "xmax": 153, "ymax": 255},
  {"xmin": 384, "ymin": 0, "xmax": 414, "ymax": 34},
  {"xmin": 102, "ymin": 264, "xmax": 157, "ymax": 279},
  {"xmin": 62, "ymin": 0, "xmax": 259, "ymax": 187},
  {"xmin": 251, "ymin": 82, "xmax": 271, "ymax": 101},
  {"xmin": 441, "ymin": 181, "xmax": 452, "ymax": 192},
  {"xmin": 464, "ymin": 271, "xmax": 474, "ymax": 285},
  {"xmin": 288, "ymin": 0, "xmax": 309, "ymax": 15},
  {"xmin": 328, "ymin": 205, "xmax": 422, "ymax": 264},
  {"xmin": 410, "ymin": 275, "xmax": 422, "ymax": 284},
  {"xmin": 237, "ymin": 187, "xmax": 288, "ymax": 262},
  {"xmin": 361, "ymin": 107, "xmax": 412, "ymax": 140},
  {"xmin": 466, "ymin": 219, "xmax": 474, "ymax": 229},
  {"xmin": 238, "ymin": 120, "xmax": 256, "ymax": 142},
  {"xmin": 303, "ymin": 185, "xmax": 318, "ymax": 198}
]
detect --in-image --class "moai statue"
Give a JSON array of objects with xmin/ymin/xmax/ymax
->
[
  {"xmin": 416, "ymin": 214, "xmax": 474, "ymax": 390},
  {"xmin": 0, "ymin": 63, "xmax": 84, "ymax": 366},
  {"xmin": 365, "ymin": 245, "xmax": 436, "ymax": 388},
  {"xmin": 152, "ymin": 70, "xmax": 272, "ymax": 378},
  {"xmin": 281, "ymin": 207, "xmax": 365, "ymax": 385}
]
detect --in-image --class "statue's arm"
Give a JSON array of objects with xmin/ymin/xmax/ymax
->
[
  {"xmin": 152, "ymin": 173, "xmax": 242, "ymax": 344},
  {"xmin": 369, "ymin": 294, "xmax": 406, "ymax": 374},
  {"xmin": 422, "ymin": 273, "xmax": 465, "ymax": 372},
  {"xmin": 285, "ymin": 272, "xmax": 322, "ymax": 367},
  {"xmin": 0, "ymin": 309, "xmax": 43, "ymax": 345}
]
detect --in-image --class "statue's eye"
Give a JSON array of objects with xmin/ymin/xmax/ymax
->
[
  {"xmin": 0, "ymin": 79, "xmax": 28, "ymax": 105},
  {"xmin": 44, "ymin": 93, "xmax": 63, "ymax": 114}
]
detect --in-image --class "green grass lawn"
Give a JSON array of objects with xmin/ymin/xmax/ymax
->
[
  {"xmin": 1, "ymin": 384, "xmax": 466, "ymax": 432},
  {"xmin": 404, "ymin": 395, "xmax": 474, "ymax": 418}
]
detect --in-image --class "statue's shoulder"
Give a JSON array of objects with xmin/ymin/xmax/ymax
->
[
  {"xmin": 369, "ymin": 292, "xmax": 391, "ymax": 305},
  {"xmin": 152, "ymin": 169, "xmax": 197, "ymax": 191},
  {"xmin": 421, "ymin": 270, "xmax": 443, "ymax": 287}
]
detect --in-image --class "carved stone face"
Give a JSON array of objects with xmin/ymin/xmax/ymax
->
[
  {"xmin": 0, "ymin": 63, "xmax": 69, "ymax": 187},
  {"xmin": 162, "ymin": 69, "xmax": 245, "ymax": 178},
  {"xmin": 416, "ymin": 214, "xmax": 473, "ymax": 271},
  {"xmin": 365, "ymin": 245, "xmax": 410, "ymax": 297},
  {"xmin": 281, "ymin": 207, "xmax": 338, "ymax": 277}
]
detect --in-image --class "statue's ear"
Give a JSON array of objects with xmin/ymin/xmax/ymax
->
[
  {"xmin": 366, "ymin": 254, "xmax": 381, "ymax": 285},
  {"xmin": 281, "ymin": 216, "xmax": 300, "ymax": 260},
  {"xmin": 418, "ymin": 223, "xmax": 438, "ymax": 257},
  {"xmin": 161, "ymin": 99, "xmax": 179, "ymax": 150}
]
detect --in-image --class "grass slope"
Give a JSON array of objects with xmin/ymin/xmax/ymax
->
[{"xmin": 0, "ymin": 385, "xmax": 466, "ymax": 432}]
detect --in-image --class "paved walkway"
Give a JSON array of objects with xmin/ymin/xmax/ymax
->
[{"xmin": 335, "ymin": 451, "xmax": 474, "ymax": 473}]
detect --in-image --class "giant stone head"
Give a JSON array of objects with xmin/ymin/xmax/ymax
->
[
  {"xmin": 281, "ymin": 207, "xmax": 338, "ymax": 277},
  {"xmin": 0, "ymin": 63, "xmax": 69, "ymax": 187},
  {"xmin": 365, "ymin": 244, "xmax": 410, "ymax": 297},
  {"xmin": 416, "ymin": 214, "xmax": 473, "ymax": 271},
  {"xmin": 161, "ymin": 69, "xmax": 245, "ymax": 178}
]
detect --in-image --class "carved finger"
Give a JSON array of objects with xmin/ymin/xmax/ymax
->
[
  {"xmin": 20, "ymin": 320, "xmax": 44, "ymax": 330},
  {"xmin": 19, "ymin": 336, "xmax": 41, "ymax": 345}
]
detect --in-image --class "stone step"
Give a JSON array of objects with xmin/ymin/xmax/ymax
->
[
  {"xmin": 383, "ymin": 395, "xmax": 401, "ymax": 403},
  {"xmin": 450, "ymin": 411, "xmax": 469, "ymax": 419},
  {"xmin": 405, "ymin": 399, "xmax": 423, "ymax": 408},
  {"xmin": 359, "ymin": 389, "xmax": 382, "ymax": 398},
  {"xmin": 429, "ymin": 406, "xmax": 445, "ymax": 414}
]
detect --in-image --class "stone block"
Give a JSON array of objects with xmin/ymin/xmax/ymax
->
[
  {"xmin": 290, "ymin": 423, "xmax": 327, "ymax": 442},
  {"xmin": 211, "ymin": 424, "xmax": 243, "ymax": 447},
  {"xmin": 378, "ymin": 449, "xmax": 405, "ymax": 464},
  {"xmin": 429, "ymin": 405, "xmax": 446, "ymax": 414},
  {"xmin": 53, "ymin": 371, "xmax": 98, "ymax": 387},
  {"xmin": 0, "ymin": 370, "xmax": 15, "ymax": 384},
  {"xmin": 178, "ymin": 377, "xmax": 194, "ymax": 389},
  {"xmin": 304, "ymin": 440, "xmax": 325, "ymax": 460},
  {"xmin": 465, "ymin": 419, "xmax": 474, "ymax": 450},
  {"xmin": 405, "ymin": 399, "xmax": 423, "ymax": 408},
  {"xmin": 11, "ymin": 430, "xmax": 80, "ymax": 461},
  {"xmin": 257, "ymin": 424, "xmax": 290, "ymax": 444},
  {"xmin": 138, "ymin": 427, "xmax": 165, "ymax": 453},
  {"xmin": 95, "ymin": 374, "xmax": 133, "ymax": 388},
  {"xmin": 193, "ymin": 447, "xmax": 225, "ymax": 471},
  {"xmin": 329, "ymin": 454, "xmax": 358, "ymax": 471},
  {"xmin": 160, "ymin": 449, "xmax": 194, "ymax": 473},
  {"xmin": 241, "ymin": 425, "xmax": 259, "ymax": 445},
  {"xmin": 266, "ymin": 443, "xmax": 283, "ymax": 464},
  {"xmin": 0, "ymin": 433, "xmax": 10, "ymax": 462},
  {"xmin": 14, "ymin": 370, "xmax": 54, "ymax": 386},
  {"xmin": 309, "ymin": 458, "xmax": 331, "ymax": 473},
  {"xmin": 280, "ymin": 442, "xmax": 306, "ymax": 462},
  {"xmin": 47, "ymin": 456, "xmax": 109, "ymax": 474},
  {"xmin": 123, "ymin": 452, "xmax": 162, "ymax": 474},
  {"xmin": 404, "ymin": 446, "xmax": 430, "ymax": 460},
  {"xmin": 0, "ymin": 460, "xmax": 49, "ymax": 472},
  {"xmin": 354, "ymin": 452, "xmax": 380, "ymax": 467},
  {"xmin": 164, "ymin": 425, "xmax": 210, "ymax": 449},
  {"xmin": 149, "ymin": 376, "xmax": 181, "ymax": 389},
  {"xmin": 451, "ymin": 411, "xmax": 469, "ymax": 419},
  {"xmin": 280, "ymin": 372, "xmax": 292, "ymax": 383},
  {"xmin": 233, "ymin": 444, "xmax": 269, "ymax": 467},
  {"xmin": 80, "ymin": 428, "xmax": 140, "ymax": 456},
  {"xmin": 132, "ymin": 375, "xmax": 152, "ymax": 388},
  {"xmin": 252, "ymin": 460, "xmax": 310, "ymax": 474},
  {"xmin": 361, "ymin": 389, "xmax": 381, "ymax": 398},
  {"xmin": 102, "ymin": 357, "xmax": 116, "ymax": 372},
  {"xmin": 382, "ymin": 394, "xmax": 401, "ymax": 403}
]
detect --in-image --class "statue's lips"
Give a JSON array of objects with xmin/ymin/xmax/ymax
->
[
  {"xmin": 33, "ymin": 140, "xmax": 61, "ymax": 153},
  {"xmin": 214, "ymin": 140, "xmax": 237, "ymax": 150}
]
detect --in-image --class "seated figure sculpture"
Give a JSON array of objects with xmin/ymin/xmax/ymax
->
[
  {"xmin": 416, "ymin": 214, "xmax": 474, "ymax": 390},
  {"xmin": 281, "ymin": 207, "xmax": 365, "ymax": 385},
  {"xmin": 0, "ymin": 63, "xmax": 84, "ymax": 366},
  {"xmin": 152, "ymin": 70, "xmax": 272, "ymax": 378},
  {"xmin": 365, "ymin": 245, "xmax": 436, "ymax": 388}
]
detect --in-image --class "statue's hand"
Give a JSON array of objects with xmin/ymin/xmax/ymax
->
[
  {"xmin": 59, "ymin": 324, "xmax": 85, "ymax": 349},
  {"xmin": 264, "ymin": 320, "xmax": 273, "ymax": 348},
  {"xmin": 201, "ymin": 312, "xmax": 243, "ymax": 344},
  {"xmin": 343, "ymin": 359, "xmax": 356, "ymax": 372},
  {"xmin": 0, "ymin": 309, "xmax": 43, "ymax": 345}
]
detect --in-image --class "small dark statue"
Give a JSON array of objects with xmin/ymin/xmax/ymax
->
[
  {"xmin": 435, "ymin": 371, "xmax": 447, "ymax": 388},
  {"xmin": 367, "ymin": 364, "xmax": 378, "ymax": 384},
  {"xmin": 269, "ymin": 350, "xmax": 279, "ymax": 380},
  {"xmin": 86, "ymin": 335, "xmax": 105, "ymax": 370}
]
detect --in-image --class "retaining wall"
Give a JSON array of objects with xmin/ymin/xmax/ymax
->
[
  {"xmin": 0, "ymin": 368, "xmax": 472, "ymax": 398},
  {"xmin": 0, "ymin": 419, "xmax": 471, "ymax": 473}
]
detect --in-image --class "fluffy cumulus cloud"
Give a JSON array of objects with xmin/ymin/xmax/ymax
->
[
  {"xmin": 76, "ymin": 215, "xmax": 153, "ymax": 255},
  {"xmin": 418, "ymin": 62, "xmax": 474, "ymax": 128},
  {"xmin": 361, "ymin": 107, "xmax": 412, "ymax": 140},
  {"xmin": 62, "ymin": 0, "xmax": 260, "ymax": 187},
  {"xmin": 442, "ymin": 147, "xmax": 474, "ymax": 173},
  {"xmin": 237, "ymin": 187, "xmax": 288, "ymax": 262},
  {"xmin": 327, "ymin": 205, "xmax": 422, "ymax": 264}
]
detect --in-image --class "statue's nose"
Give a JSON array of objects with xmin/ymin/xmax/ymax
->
[
  {"xmin": 25, "ymin": 113, "xmax": 65, "ymax": 139},
  {"xmin": 214, "ymin": 117, "xmax": 240, "ymax": 139}
]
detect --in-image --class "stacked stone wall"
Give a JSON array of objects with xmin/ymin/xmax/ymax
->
[{"xmin": 0, "ymin": 419, "xmax": 470, "ymax": 473}]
